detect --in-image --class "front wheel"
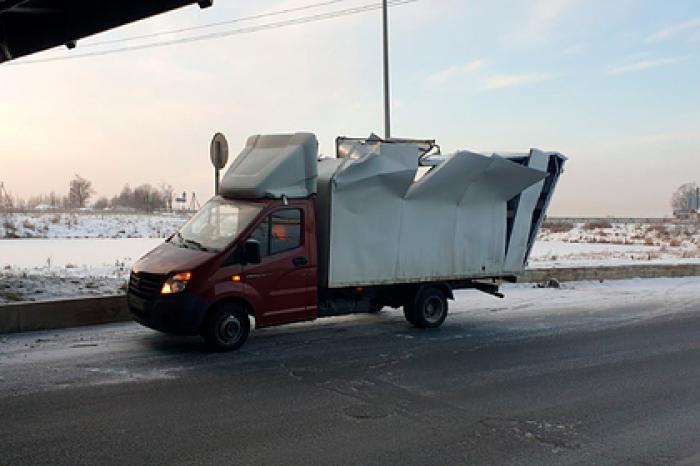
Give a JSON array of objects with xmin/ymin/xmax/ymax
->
[
  {"xmin": 403, "ymin": 287, "xmax": 448, "ymax": 328},
  {"xmin": 202, "ymin": 304, "xmax": 250, "ymax": 352},
  {"xmin": 368, "ymin": 302, "xmax": 384, "ymax": 313}
]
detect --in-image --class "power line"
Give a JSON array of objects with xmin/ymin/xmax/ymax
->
[
  {"xmin": 83, "ymin": 0, "xmax": 352, "ymax": 48},
  {"xmin": 9, "ymin": 0, "xmax": 417, "ymax": 65}
]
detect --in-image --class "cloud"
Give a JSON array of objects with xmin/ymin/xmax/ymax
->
[
  {"xmin": 524, "ymin": 0, "xmax": 580, "ymax": 39},
  {"xmin": 608, "ymin": 55, "xmax": 690, "ymax": 75},
  {"xmin": 646, "ymin": 18, "xmax": 700, "ymax": 43},
  {"xmin": 500, "ymin": 0, "xmax": 580, "ymax": 46},
  {"xmin": 482, "ymin": 73, "xmax": 551, "ymax": 90},
  {"xmin": 425, "ymin": 59, "xmax": 484, "ymax": 85},
  {"xmin": 530, "ymin": 0, "xmax": 579, "ymax": 25}
]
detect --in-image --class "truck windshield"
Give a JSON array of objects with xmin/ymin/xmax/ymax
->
[{"xmin": 170, "ymin": 198, "xmax": 262, "ymax": 252}]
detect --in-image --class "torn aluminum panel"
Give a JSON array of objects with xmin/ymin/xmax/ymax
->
[
  {"xmin": 219, "ymin": 133, "xmax": 318, "ymax": 199},
  {"xmin": 504, "ymin": 149, "xmax": 567, "ymax": 271},
  {"xmin": 317, "ymin": 138, "xmax": 565, "ymax": 288}
]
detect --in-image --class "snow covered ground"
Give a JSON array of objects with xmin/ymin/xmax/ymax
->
[
  {"xmin": 0, "ymin": 238, "xmax": 162, "ymax": 303},
  {"xmin": 1, "ymin": 214, "xmax": 699, "ymax": 304},
  {"xmin": 529, "ymin": 240, "xmax": 700, "ymax": 268},
  {"xmin": 532, "ymin": 221, "xmax": 700, "ymax": 267},
  {"xmin": 0, "ymin": 212, "xmax": 186, "ymax": 303},
  {"xmin": 1, "ymin": 211, "xmax": 189, "ymax": 239}
]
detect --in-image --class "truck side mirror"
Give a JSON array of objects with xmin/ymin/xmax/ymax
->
[{"xmin": 244, "ymin": 239, "xmax": 262, "ymax": 264}]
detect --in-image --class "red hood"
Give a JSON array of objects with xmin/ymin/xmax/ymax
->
[{"xmin": 132, "ymin": 242, "xmax": 214, "ymax": 275}]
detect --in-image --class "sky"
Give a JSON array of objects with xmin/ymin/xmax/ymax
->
[{"xmin": 1, "ymin": 0, "xmax": 699, "ymax": 216}]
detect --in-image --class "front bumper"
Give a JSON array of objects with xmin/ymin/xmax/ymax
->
[{"xmin": 128, "ymin": 291, "xmax": 208, "ymax": 335}]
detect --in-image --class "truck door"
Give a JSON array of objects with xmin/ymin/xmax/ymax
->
[{"xmin": 242, "ymin": 207, "xmax": 315, "ymax": 326}]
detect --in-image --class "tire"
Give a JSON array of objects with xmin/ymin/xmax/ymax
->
[
  {"xmin": 368, "ymin": 302, "xmax": 384, "ymax": 313},
  {"xmin": 403, "ymin": 287, "xmax": 448, "ymax": 328},
  {"xmin": 201, "ymin": 303, "xmax": 250, "ymax": 352},
  {"xmin": 403, "ymin": 304, "xmax": 418, "ymax": 325}
]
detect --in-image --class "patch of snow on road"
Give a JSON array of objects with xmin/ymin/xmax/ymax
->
[{"xmin": 455, "ymin": 276, "xmax": 700, "ymax": 330}]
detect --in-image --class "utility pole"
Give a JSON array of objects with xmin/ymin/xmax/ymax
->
[{"xmin": 382, "ymin": 0, "xmax": 391, "ymax": 139}]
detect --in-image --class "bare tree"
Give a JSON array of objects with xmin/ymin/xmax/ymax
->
[
  {"xmin": 671, "ymin": 182, "xmax": 699, "ymax": 214},
  {"xmin": 160, "ymin": 183, "xmax": 174, "ymax": 211},
  {"xmin": 111, "ymin": 184, "xmax": 133, "ymax": 209},
  {"xmin": 48, "ymin": 191, "xmax": 60, "ymax": 208},
  {"xmin": 69, "ymin": 174, "xmax": 95, "ymax": 208},
  {"xmin": 132, "ymin": 184, "xmax": 167, "ymax": 212},
  {"xmin": 26, "ymin": 194, "xmax": 43, "ymax": 208},
  {"xmin": 0, "ymin": 182, "xmax": 13, "ymax": 210},
  {"xmin": 93, "ymin": 197, "xmax": 110, "ymax": 209}
]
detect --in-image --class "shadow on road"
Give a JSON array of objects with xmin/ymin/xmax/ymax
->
[
  {"xmin": 138, "ymin": 332, "xmax": 210, "ymax": 354},
  {"xmin": 133, "ymin": 310, "xmax": 508, "ymax": 363}
]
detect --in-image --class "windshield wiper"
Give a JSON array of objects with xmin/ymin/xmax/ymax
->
[
  {"xmin": 170, "ymin": 231, "xmax": 185, "ymax": 246},
  {"xmin": 183, "ymin": 238, "xmax": 209, "ymax": 252},
  {"xmin": 170, "ymin": 231, "xmax": 211, "ymax": 252}
]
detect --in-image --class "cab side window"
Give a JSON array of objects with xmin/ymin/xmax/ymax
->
[
  {"xmin": 270, "ymin": 209, "xmax": 302, "ymax": 254},
  {"xmin": 247, "ymin": 208, "xmax": 302, "ymax": 258}
]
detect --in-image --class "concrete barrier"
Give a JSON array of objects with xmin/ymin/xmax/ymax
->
[
  {"xmin": 544, "ymin": 216, "xmax": 675, "ymax": 225},
  {"xmin": 0, "ymin": 296, "xmax": 128, "ymax": 334},
  {"xmin": 521, "ymin": 263, "xmax": 700, "ymax": 283},
  {"xmin": 1, "ymin": 263, "xmax": 700, "ymax": 334}
]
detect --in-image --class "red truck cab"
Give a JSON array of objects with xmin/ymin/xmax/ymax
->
[{"xmin": 129, "ymin": 196, "xmax": 319, "ymax": 350}]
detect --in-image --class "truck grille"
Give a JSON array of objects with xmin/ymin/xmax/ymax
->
[{"xmin": 128, "ymin": 272, "xmax": 165, "ymax": 299}]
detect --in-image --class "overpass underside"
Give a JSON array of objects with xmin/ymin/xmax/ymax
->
[{"xmin": 0, "ymin": 0, "xmax": 212, "ymax": 63}]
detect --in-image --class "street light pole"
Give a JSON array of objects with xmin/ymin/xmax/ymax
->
[{"xmin": 382, "ymin": 0, "xmax": 391, "ymax": 139}]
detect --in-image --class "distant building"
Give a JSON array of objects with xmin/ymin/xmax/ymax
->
[
  {"xmin": 674, "ymin": 187, "xmax": 700, "ymax": 220},
  {"xmin": 689, "ymin": 189, "xmax": 700, "ymax": 212}
]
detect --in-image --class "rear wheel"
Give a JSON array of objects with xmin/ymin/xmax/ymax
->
[
  {"xmin": 202, "ymin": 304, "xmax": 250, "ymax": 352},
  {"xmin": 403, "ymin": 287, "xmax": 448, "ymax": 328}
]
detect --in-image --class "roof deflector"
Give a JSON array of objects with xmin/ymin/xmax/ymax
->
[{"xmin": 219, "ymin": 133, "xmax": 319, "ymax": 199}]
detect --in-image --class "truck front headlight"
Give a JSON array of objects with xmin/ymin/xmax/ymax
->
[{"xmin": 161, "ymin": 272, "xmax": 192, "ymax": 295}]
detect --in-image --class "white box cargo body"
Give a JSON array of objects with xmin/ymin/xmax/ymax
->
[{"xmin": 316, "ymin": 137, "xmax": 565, "ymax": 288}]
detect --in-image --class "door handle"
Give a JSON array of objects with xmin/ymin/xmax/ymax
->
[{"xmin": 292, "ymin": 256, "xmax": 308, "ymax": 267}]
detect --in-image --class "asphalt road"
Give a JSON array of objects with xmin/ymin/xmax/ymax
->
[{"xmin": 2, "ymin": 278, "xmax": 700, "ymax": 465}]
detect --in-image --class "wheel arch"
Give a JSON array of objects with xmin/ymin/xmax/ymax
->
[
  {"xmin": 421, "ymin": 282, "xmax": 454, "ymax": 300},
  {"xmin": 199, "ymin": 297, "xmax": 256, "ymax": 334}
]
